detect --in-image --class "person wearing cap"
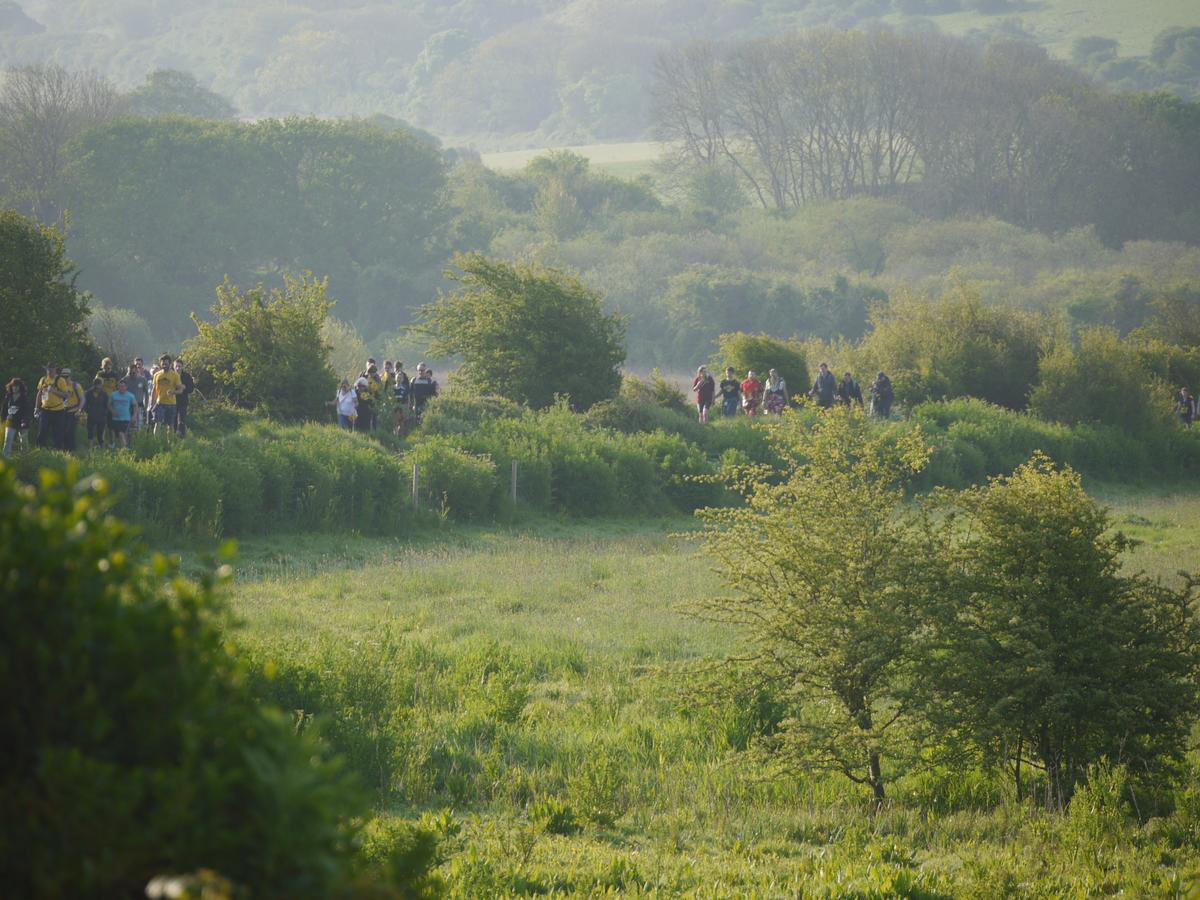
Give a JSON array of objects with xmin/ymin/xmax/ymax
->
[
  {"xmin": 152, "ymin": 353, "xmax": 183, "ymax": 435},
  {"xmin": 60, "ymin": 367, "xmax": 85, "ymax": 452},
  {"xmin": 107, "ymin": 377, "xmax": 136, "ymax": 449},
  {"xmin": 35, "ymin": 363, "xmax": 70, "ymax": 449}
]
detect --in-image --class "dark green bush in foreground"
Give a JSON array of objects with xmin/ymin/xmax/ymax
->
[{"xmin": 0, "ymin": 463, "xmax": 443, "ymax": 897}]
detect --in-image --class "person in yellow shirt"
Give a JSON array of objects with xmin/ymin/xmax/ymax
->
[
  {"xmin": 152, "ymin": 353, "xmax": 183, "ymax": 435},
  {"xmin": 35, "ymin": 362, "xmax": 70, "ymax": 449}
]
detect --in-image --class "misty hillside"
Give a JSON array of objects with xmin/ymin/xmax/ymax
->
[{"xmin": 2, "ymin": 0, "xmax": 1197, "ymax": 145}]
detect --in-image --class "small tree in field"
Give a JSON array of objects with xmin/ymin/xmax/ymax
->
[
  {"xmin": 415, "ymin": 253, "xmax": 625, "ymax": 410},
  {"xmin": 184, "ymin": 273, "xmax": 337, "ymax": 420},
  {"xmin": 692, "ymin": 407, "xmax": 931, "ymax": 803},
  {"xmin": 717, "ymin": 332, "xmax": 809, "ymax": 398},
  {"xmin": 921, "ymin": 455, "xmax": 1200, "ymax": 808}
]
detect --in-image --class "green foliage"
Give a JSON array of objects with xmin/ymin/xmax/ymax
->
[
  {"xmin": 123, "ymin": 69, "xmax": 237, "ymax": 119},
  {"xmin": 921, "ymin": 456, "xmax": 1200, "ymax": 806},
  {"xmin": 184, "ymin": 274, "xmax": 337, "ymax": 421},
  {"xmin": 1030, "ymin": 327, "xmax": 1172, "ymax": 432},
  {"xmin": 860, "ymin": 283, "xmax": 1044, "ymax": 409},
  {"xmin": 0, "ymin": 462, "xmax": 412, "ymax": 897},
  {"xmin": 717, "ymin": 332, "xmax": 809, "ymax": 398},
  {"xmin": 405, "ymin": 439, "xmax": 499, "ymax": 521},
  {"xmin": 0, "ymin": 208, "xmax": 97, "ymax": 384},
  {"xmin": 694, "ymin": 407, "xmax": 932, "ymax": 801},
  {"xmin": 417, "ymin": 253, "xmax": 625, "ymax": 410}
]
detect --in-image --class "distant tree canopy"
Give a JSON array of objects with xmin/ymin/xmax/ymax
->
[
  {"xmin": 0, "ymin": 209, "xmax": 96, "ymax": 384},
  {"xmin": 417, "ymin": 253, "xmax": 625, "ymax": 410},
  {"xmin": 61, "ymin": 116, "xmax": 448, "ymax": 339},
  {"xmin": 122, "ymin": 69, "xmax": 237, "ymax": 119},
  {"xmin": 655, "ymin": 31, "xmax": 1200, "ymax": 244}
]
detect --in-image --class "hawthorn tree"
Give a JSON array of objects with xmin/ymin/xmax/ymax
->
[{"xmin": 692, "ymin": 407, "xmax": 931, "ymax": 803}]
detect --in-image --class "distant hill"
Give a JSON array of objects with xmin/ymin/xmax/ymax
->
[{"xmin": 2, "ymin": 0, "xmax": 1197, "ymax": 145}]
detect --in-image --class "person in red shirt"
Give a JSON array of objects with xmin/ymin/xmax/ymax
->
[{"xmin": 740, "ymin": 370, "xmax": 763, "ymax": 417}]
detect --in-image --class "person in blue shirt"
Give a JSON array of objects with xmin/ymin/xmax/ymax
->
[{"xmin": 107, "ymin": 378, "xmax": 137, "ymax": 449}]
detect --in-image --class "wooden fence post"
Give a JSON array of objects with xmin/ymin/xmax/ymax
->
[
  {"xmin": 412, "ymin": 464, "xmax": 419, "ymax": 511},
  {"xmin": 511, "ymin": 460, "xmax": 518, "ymax": 504}
]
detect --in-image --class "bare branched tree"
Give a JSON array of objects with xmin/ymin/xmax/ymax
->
[{"xmin": 0, "ymin": 63, "xmax": 119, "ymax": 223}]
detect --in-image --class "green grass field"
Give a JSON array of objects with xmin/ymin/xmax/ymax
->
[{"xmin": 200, "ymin": 488, "xmax": 1200, "ymax": 896}]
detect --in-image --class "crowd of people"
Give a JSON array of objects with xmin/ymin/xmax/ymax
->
[
  {"xmin": 2, "ymin": 354, "xmax": 195, "ymax": 458},
  {"xmin": 332, "ymin": 359, "xmax": 439, "ymax": 436},
  {"xmin": 691, "ymin": 363, "xmax": 894, "ymax": 422}
]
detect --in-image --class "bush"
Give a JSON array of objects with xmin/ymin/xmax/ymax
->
[
  {"xmin": 0, "ymin": 462, "xmax": 435, "ymax": 897},
  {"xmin": 717, "ymin": 332, "xmax": 810, "ymax": 398},
  {"xmin": 405, "ymin": 438, "xmax": 499, "ymax": 520}
]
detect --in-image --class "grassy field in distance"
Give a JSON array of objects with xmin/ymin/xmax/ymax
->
[
  {"xmin": 479, "ymin": 141, "xmax": 666, "ymax": 177},
  {"xmin": 208, "ymin": 487, "xmax": 1200, "ymax": 896}
]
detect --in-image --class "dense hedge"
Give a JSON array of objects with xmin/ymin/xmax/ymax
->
[{"xmin": 11, "ymin": 392, "xmax": 1198, "ymax": 538}]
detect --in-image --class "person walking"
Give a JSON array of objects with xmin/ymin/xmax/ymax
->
[
  {"xmin": 152, "ymin": 354, "xmax": 183, "ymax": 435},
  {"xmin": 173, "ymin": 358, "xmax": 195, "ymax": 436},
  {"xmin": 335, "ymin": 378, "xmax": 358, "ymax": 431},
  {"xmin": 1178, "ymin": 387, "xmax": 1196, "ymax": 428},
  {"xmin": 2, "ymin": 378, "xmax": 33, "ymax": 458},
  {"xmin": 837, "ymin": 371, "xmax": 863, "ymax": 407},
  {"xmin": 60, "ymin": 367, "xmax": 84, "ymax": 452},
  {"xmin": 35, "ymin": 363, "xmax": 69, "ymax": 449},
  {"xmin": 107, "ymin": 378, "xmax": 136, "ymax": 449},
  {"xmin": 763, "ymin": 368, "xmax": 789, "ymax": 415},
  {"xmin": 870, "ymin": 371, "xmax": 894, "ymax": 418},
  {"xmin": 692, "ymin": 365, "xmax": 716, "ymax": 423},
  {"xmin": 125, "ymin": 359, "xmax": 149, "ymax": 433},
  {"xmin": 740, "ymin": 370, "xmax": 763, "ymax": 417},
  {"xmin": 718, "ymin": 367, "xmax": 741, "ymax": 418},
  {"xmin": 808, "ymin": 362, "xmax": 836, "ymax": 409},
  {"xmin": 83, "ymin": 377, "xmax": 109, "ymax": 451}
]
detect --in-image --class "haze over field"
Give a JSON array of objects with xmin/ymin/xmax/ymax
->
[{"xmin": 1, "ymin": 0, "xmax": 1198, "ymax": 145}]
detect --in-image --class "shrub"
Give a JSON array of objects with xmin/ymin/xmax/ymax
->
[
  {"xmin": 717, "ymin": 332, "xmax": 809, "ymax": 398},
  {"xmin": 405, "ymin": 438, "xmax": 499, "ymax": 520},
  {"xmin": 0, "ymin": 462, "xmax": 436, "ymax": 897}
]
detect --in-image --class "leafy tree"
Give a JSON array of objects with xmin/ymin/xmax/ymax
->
[
  {"xmin": 184, "ymin": 274, "xmax": 337, "ymax": 420},
  {"xmin": 1030, "ymin": 327, "xmax": 1169, "ymax": 433},
  {"xmin": 0, "ymin": 209, "xmax": 97, "ymax": 383},
  {"xmin": 920, "ymin": 455, "xmax": 1200, "ymax": 807},
  {"xmin": 861, "ymin": 283, "xmax": 1044, "ymax": 409},
  {"xmin": 692, "ymin": 408, "xmax": 931, "ymax": 802},
  {"xmin": 0, "ymin": 462, "xmax": 445, "ymax": 896},
  {"xmin": 122, "ymin": 68, "xmax": 237, "ymax": 119},
  {"xmin": 716, "ymin": 332, "xmax": 808, "ymax": 398},
  {"xmin": 416, "ymin": 253, "xmax": 625, "ymax": 410},
  {"xmin": 88, "ymin": 303, "xmax": 156, "ymax": 369}
]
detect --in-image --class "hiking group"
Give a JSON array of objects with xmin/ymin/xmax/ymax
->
[
  {"xmin": 333, "ymin": 359, "xmax": 439, "ymax": 436},
  {"xmin": 3, "ymin": 354, "xmax": 194, "ymax": 458},
  {"xmin": 691, "ymin": 363, "xmax": 894, "ymax": 423}
]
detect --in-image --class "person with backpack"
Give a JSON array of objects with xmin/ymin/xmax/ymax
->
[
  {"xmin": 808, "ymin": 362, "xmax": 836, "ymax": 409},
  {"xmin": 2, "ymin": 378, "xmax": 33, "ymax": 458},
  {"xmin": 837, "ymin": 371, "xmax": 863, "ymax": 407},
  {"xmin": 35, "ymin": 363, "xmax": 71, "ymax": 449},
  {"xmin": 124, "ymin": 360, "xmax": 149, "ymax": 433},
  {"xmin": 870, "ymin": 371, "xmax": 894, "ymax": 418},
  {"xmin": 763, "ymin": 368, "xmax": 789, "ymax": 415},
  {"xmin": 409, "ymin": 364, "xmax": 437, "ymax": 424},
  {"xmin": 60, "ymin": 367, "xmax": 85, "ymax": 452}
]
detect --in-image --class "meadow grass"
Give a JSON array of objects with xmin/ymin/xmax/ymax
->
[{"xmin": 197, "ymin": 490, "xmax": 1200, "ymax": 896}]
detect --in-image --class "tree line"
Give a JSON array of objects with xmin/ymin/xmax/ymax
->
[{"xmin": 654, "ymin": 30, "xmax": 1200, "ymax": 244}]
